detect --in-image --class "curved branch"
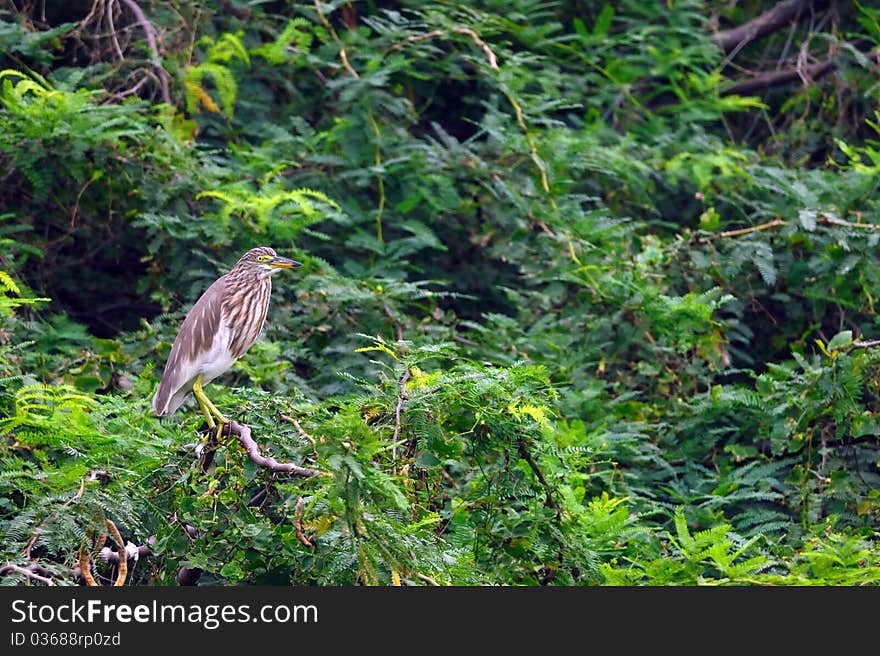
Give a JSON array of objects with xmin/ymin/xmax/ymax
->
[
  {"xmin": 722, "ymin": 58, "xmax": 836, "ymax": 96},
  {"xmin": 225, "ymin": 421, "xmax": 325, "ymax": 477},
  {"xmin": 0, "ymin": 563, "xmax": 57, "ymax": 586}
]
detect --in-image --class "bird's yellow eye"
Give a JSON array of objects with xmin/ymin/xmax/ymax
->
[{"xmin": 257, "ymin": 255, "xmax": 271, "ymax": 263}]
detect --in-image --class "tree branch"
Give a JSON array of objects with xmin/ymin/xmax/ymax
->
[
  {"xmin": 712, "ymin": 0, "xmax": 829, "ymax": 55},
  {"xmin": 0, "ymin": 563, "xmax": 57, "ymax": 586},
  {"xmin": 722, "ymin": 58, "xmax": 836, "ymax": 96},
  {"xmin": 117, "ymin": 0, "xmax": 172, "ymax": 105},
  {"xmin": 224, "ymin": 421, "xmax": 325, "ymax": 477}
]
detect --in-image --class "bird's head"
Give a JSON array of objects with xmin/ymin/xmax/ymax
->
[{"xmin": 237, "ymin": 247, "xmax": 303, "ymax": 278}]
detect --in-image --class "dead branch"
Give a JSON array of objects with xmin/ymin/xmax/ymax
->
[
  {"xmin": 0, "ymin": 563, "xmax": 57, "ymax": 586},
  {"xmin": 713, "ymin": 0, "xmax": 829, "ymax": 56},
  {"xmin": 279, "ymin": 413, "xmax": 318, "ymax": 450},
  {"xmin": 314, "ymin": 0, "xmax": 360, "ymax": 79},
  {"xmin": 391, "ymin": 369, "xmax": 411, "ymax": 469},
  {"xmin": 24, "ymin": 473, "xmax": 92, "ymax": 559},
  {"xmin": 699, "ymin": 213, "xmax": 880, "ymax": 244},
  {"xmin": 699, "ymin": 218, "xmax": 788, "ymax": 242},
  {"xmin": 223, "ymin": 421, "xmax": 325, "ymax": 477},
  {"xmin": 722, "ymin": 58, "xmax": 836, "ymax": 96},
  {"xmin": 853, "ymin": 339, "xmax": 880, "ymax": 349},
  {"xmin": 117, "ymin": 0, "xmax": 172, "ymax": 104}
]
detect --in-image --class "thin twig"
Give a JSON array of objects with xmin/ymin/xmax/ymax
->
[
  {"xmin": 452, "ymin": 27, "xmax": 498, "ymax": 69},
  {"xmin": 698, "ymin": 218, "xmax": 787, "ymax": 242},
  {"xmin": 314, "ymin": 0, "xmax": 360, "ymax": 79},
  {"xmin": 294, "ymin": 496, "xmax": 314, "ymax": 547},
  {"xmin": 279, "ymin": 414, "xmax": 317, "ymax": 449},
  {"xmin": 25, "ymin": 476, "xmax": 87, "ymax": 559},
  {"xmin": 391, "ymin": 369, "xmax": 411, "ymax": 471},
  {"xmin": 106, "ymin": 0, "xmax": 125, "ymax": 61},
  {"xmin": 853, "ymin": 339, "xmax": 880, "ymax": 349}
]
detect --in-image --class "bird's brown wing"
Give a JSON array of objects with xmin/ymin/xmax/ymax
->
[{"xmin": 152, "ymin": 275, "xmax": 227, "ymax": 416}]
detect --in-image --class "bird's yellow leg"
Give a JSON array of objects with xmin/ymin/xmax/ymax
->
[{"xmin": 192, "ymin": 375, "xmax": 229, "ymax": 435}]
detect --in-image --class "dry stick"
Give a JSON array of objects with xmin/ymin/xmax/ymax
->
[
  {"xmin": 106, "ymin": 0, "xmax": 125, "ymax": 61},
  {"xmin": 415, "ymin": 572, "xmax": 440, "ymax": 586},
  {"xmin": 104, "ymin": 519, "xmax": 128, "ymax": 586},
  {"xmin": 700, "ymin": 214, "xmax": 880, "ymax": 244},
  {"xmin": 698, "ymin": 218, "xmax": 787, "ymax": 242},
  {"xmin": 225, "ymin": 422, "xmax": 324, "ymax": 477},
  {"xmin": 822, "ymin": 214, "xmax": 880, "ymax": 230},
  {"xmin": 294, "ymin": 496, "xmax": 314, "ymax": 548},
  {"xmin": 279, "ymin": 414, "xmax": 318, "ymax": 450},
  {"xmin": 722, "ymin": 47, "xmax": 880, "ymax": 97},
  {"xmin": 117, "ymin": 0, "xmax": 172, "ymax": 104},
  {"xmin": 853, "ymin": 339, "xmax": 880, "ymax": 349},
  {"xmin": 391, "ymin": 369, "xmax": 411, "ymax": 471},
  {"xmin": 0, "ymin": 563, "xmax": 57, "ymax": 586}
]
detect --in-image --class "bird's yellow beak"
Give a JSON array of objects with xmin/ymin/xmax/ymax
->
[{"xmin": 269, "ymin": 256, "xmax": 302, "ymax": 269}]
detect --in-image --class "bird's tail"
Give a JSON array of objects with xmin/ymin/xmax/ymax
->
[{"xmin": 152, "ymin": 382, "xmax": 172, "ymax": 416}]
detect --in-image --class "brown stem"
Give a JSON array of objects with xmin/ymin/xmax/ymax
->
[
  {"xmin": 294, "ymin": 496, "xmax": 314, "ymax": 547},
  {"xmin": 722, "ymin": 58, "xmax": 836, "ymax": 96},
  {"xmin": 225, "ymin": 422, "xmax": 324, "ymax": 477},
  {"xmin": 391, "ymin": 369, "xmax": 411, "ymax": 470},
  {"xmin": 712, "ymin": 0, "xmax": 829, "ymax": 56}
]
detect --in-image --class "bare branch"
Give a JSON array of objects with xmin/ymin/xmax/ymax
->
[
  {"xmin": 391, "ymin": 369, "xmax": 411, "ymax": 468},
  {"xmin": 117, "ymin": 0, "xmax": 172, "ymax": 104},
  {"xmin": 722, "ymin": 58, "xmax": 836, "ymax": 96},
  {"xmin": 698, "ymin": 218, "xmax": 788, "ymax": 242},
  {"xmin": 713, "ymin": 0, "xmax": 829, "ymax": 56},
  {"xmin": 0, "ymin": 563, "xmax": 57, "ymax": 586},
  {"xmin": 224, "ymin": 422, "xmax": 325, "ymax": 477}
]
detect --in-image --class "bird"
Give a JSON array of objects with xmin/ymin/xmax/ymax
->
[{"xmin": 152, "ymin": 246, "xmax": 302, "ymax": 433}]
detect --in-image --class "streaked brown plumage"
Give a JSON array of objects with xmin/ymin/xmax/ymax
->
[{"xmin": 152, "ymin": 246, "xmax": 301, "ymax": 424}]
